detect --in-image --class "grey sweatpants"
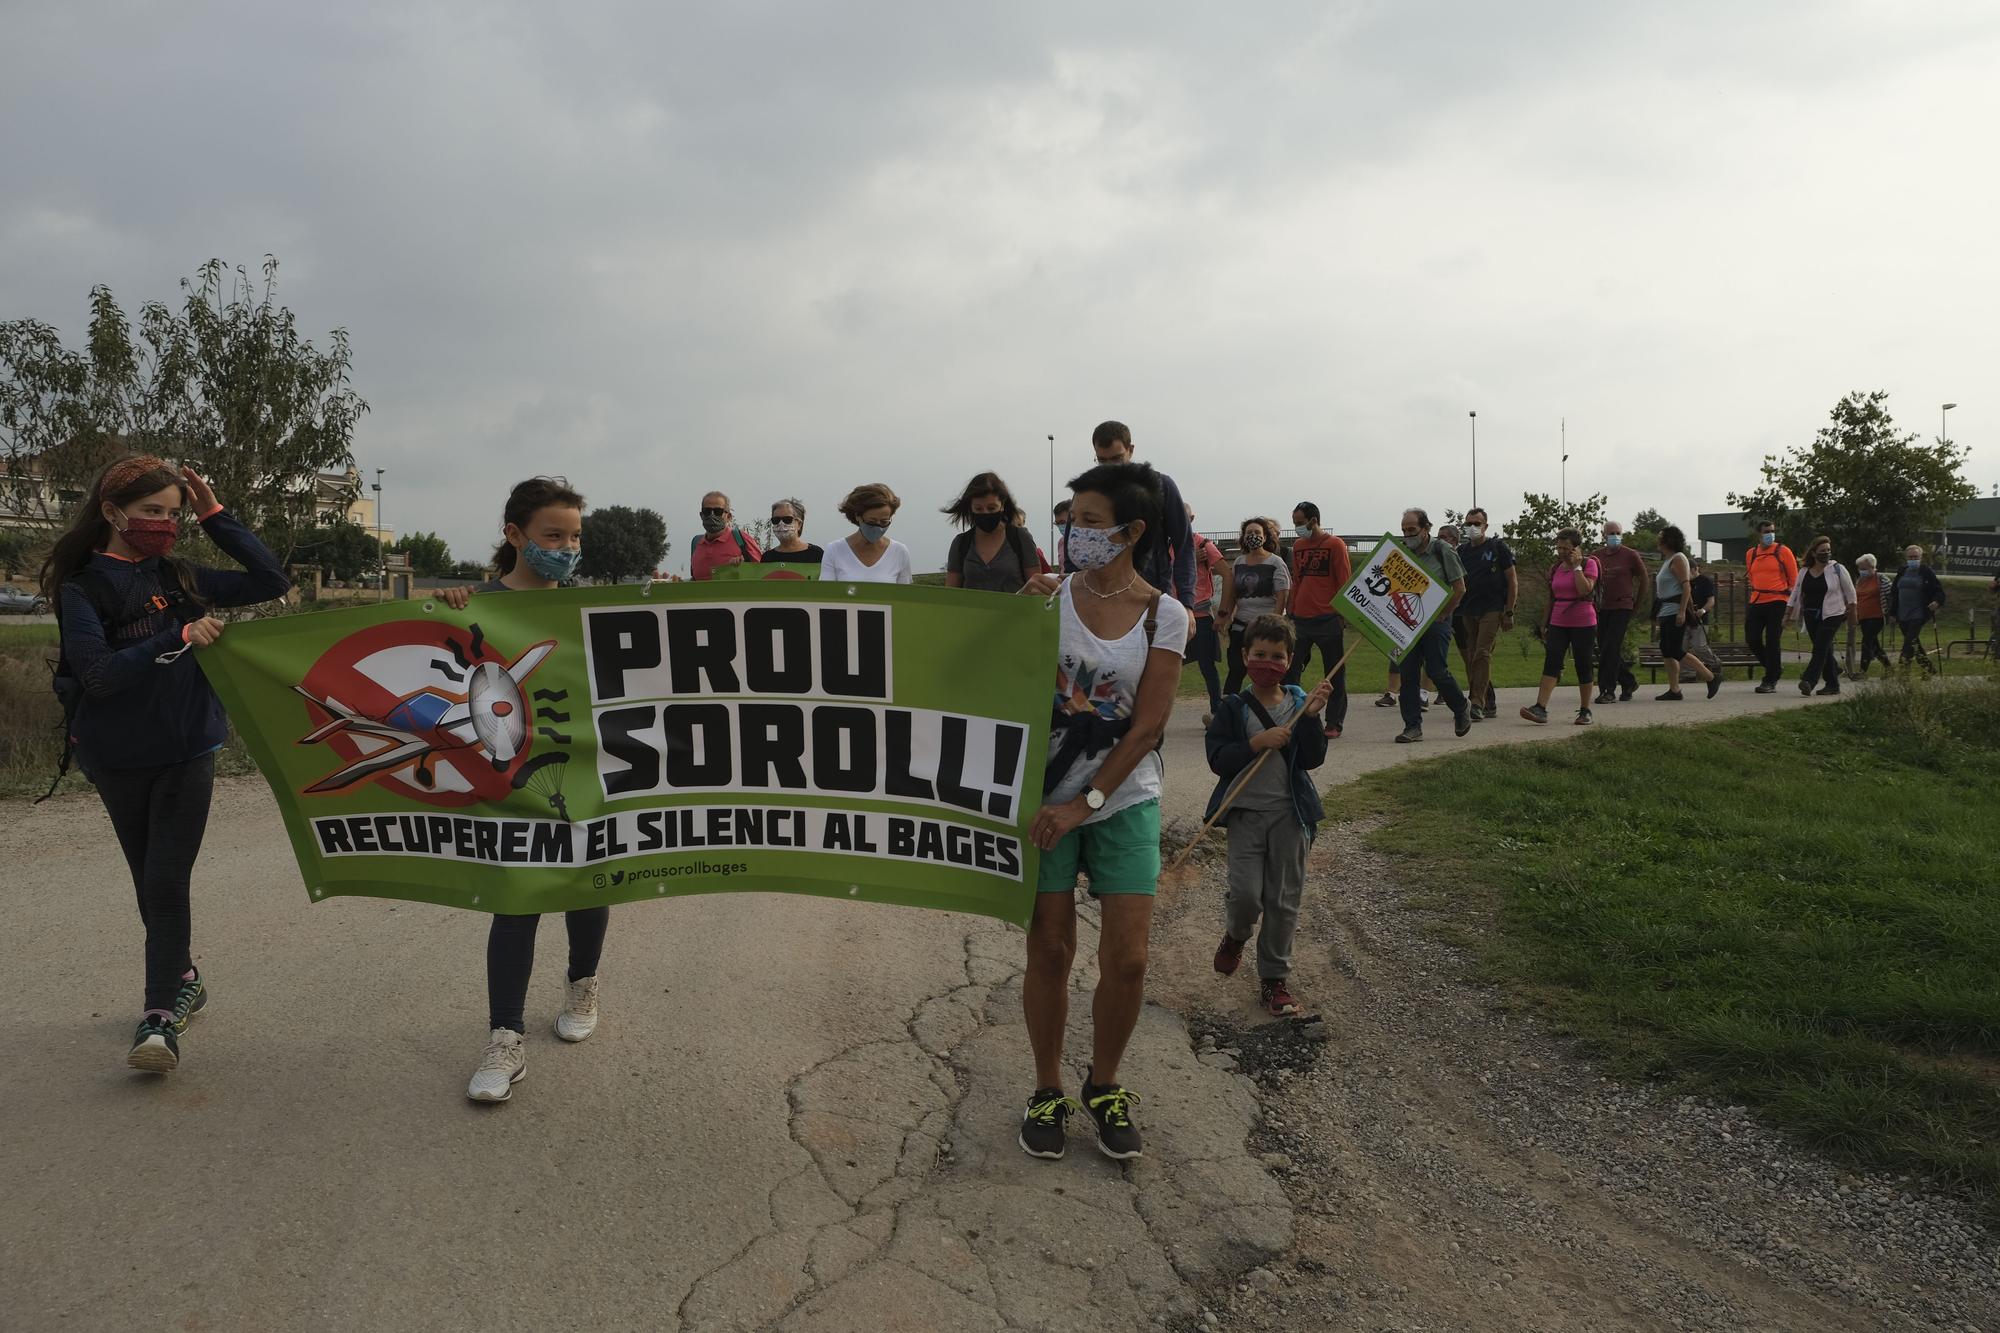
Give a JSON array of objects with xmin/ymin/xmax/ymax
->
[{"xmin": 1224, "ymin": 805, "xmax": 1310, "ymax": 981}]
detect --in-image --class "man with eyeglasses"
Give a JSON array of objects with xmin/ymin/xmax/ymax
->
[{"xmin": 690, "ymin": 490, "xmax": 762, "ymax": 581}]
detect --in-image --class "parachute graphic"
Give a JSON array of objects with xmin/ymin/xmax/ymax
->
[{"xmin": 511, "ymin": 750, "xmax": 572, "ymax": 822}]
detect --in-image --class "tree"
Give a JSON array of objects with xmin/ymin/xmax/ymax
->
[
  {"xmin": 295, "ymin": 521, "xmax": 380, "ymax": 583},
  {"xmin": 1729, "ymin": 391, "xmax": 1974, "ymax": 564},
  {"xmin": 578, "ymin": 505, "xmax": 668, "ymax": 582},
  {"xmin": 1631, "ymin": 507, "xmax": 1670, "ymax": 533},
  {"xmin": 390, "ymin": 530, "xmax": 453, "ymax": 577},
  {"xmin": 1501, "ymin": 491, "xmax": 1610, "ymax": 568},
  {"xmin": 0, "ymin": 526, "xmax": 43, "ymax": 578},
  {"xmin": 0, "ymin": 257, "xmax": 368, "ymax": 562}
]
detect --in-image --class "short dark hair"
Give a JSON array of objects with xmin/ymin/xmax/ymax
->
[
  {"xmin": 494, "ymin": 476, "xmax": 586, "ymax": 573},
  {"xmin": 839, "ymin": 483, "xmax": 901, "ymax": 522},
  {"xmin": 1091, "ymin": 421, "xmax": 1131, "ymax": 451},
  {"xmin": 942, "ymin": 471, "xmax": 1020, "ymax": 526},
  {"xmin": 1244, "ymin": 613, "xmax": 1296, "ymax": 657},
  {"xmin": 1294, "ymin": 500, "xmax": 1320, "ymax": 523},
  {"xmin": 1066, "ymin": 461, "xmax": 1162, "ymax": 568},
  {"xmin": 1659, "ymin": 524, "xmax": 1687, "ymax": 553},
  {"xmin": 1465, "ymin": 507, "xmax": 1488, "ymax": 525},
  {"xmin": 1052, "ymin": 498, "xmax": 1071, "ymax": 518}
]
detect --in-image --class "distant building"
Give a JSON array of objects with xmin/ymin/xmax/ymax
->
[
  {"xmin": 313, "ymin": 467, "xmax": 392, "ymax": 545},
  {"xmin": 1698, "ymin": 497, "xmax": 2000, "ymax": 563}
]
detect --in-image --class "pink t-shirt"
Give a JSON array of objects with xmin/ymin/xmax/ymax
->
[{"xmin": 1548, "ymin": 557, "xmax": 1600, "ymax": 629}]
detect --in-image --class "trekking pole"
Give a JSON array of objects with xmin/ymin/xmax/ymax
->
[{"xmin": 1164, "ymin": 641, "xmax": 1358, "ymax": 875}]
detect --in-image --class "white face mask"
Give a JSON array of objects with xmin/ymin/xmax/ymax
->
[{"xmin": 1464, "ymin": 524, "xmax": 1484, "ymax": 541}]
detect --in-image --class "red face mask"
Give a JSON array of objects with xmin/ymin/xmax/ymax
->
[
  {"xmin": 1245, "ymin": 660, "xmax": 1288, "ymax": 689},
  {"xmin": 118, "ymin": 516, "xmax": 179, "ymax": 560}
]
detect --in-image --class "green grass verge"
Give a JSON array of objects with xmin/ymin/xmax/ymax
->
[{"xmin": 1343, "ymin": 673, "xmax": 2000, "ymax": 1214}]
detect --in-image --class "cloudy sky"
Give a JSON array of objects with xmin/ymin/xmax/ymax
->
[{"xmin": 5, "ymin": 1, "xmax": 1996, "ymax": 571}]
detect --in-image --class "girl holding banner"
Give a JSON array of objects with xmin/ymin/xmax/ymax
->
[
  {"xmin": 1018, "ymin": 461, "xmax": 1187, "ymax": 1163},
  {"xmin": 42, "ymin": 456, "xmax": 292, "ymax": 1072},
  {"xmin": 438, "ymin": 478, "xmax": 611, "ymax": 1103}
]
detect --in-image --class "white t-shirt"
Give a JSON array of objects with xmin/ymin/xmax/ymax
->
[
  {"xmin": 821, "ymin": 536, "xmax": 913, "ymax": 584},
  {"xmin": 1048, "ymin": 578, "xmax": 1191, "ymax": 824}
]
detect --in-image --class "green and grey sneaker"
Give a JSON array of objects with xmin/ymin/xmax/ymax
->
[
  {"xmin": 1081, "ymin": 1067, "xmax": 1143, "ymax": 1161},
  {"xmin": 171, "ymin": 973, "xmax": 208, "ymax": 1035},
  {"xmin": 127, "ymin": 1016, "xmax": 179, "ymax": 1073},
  {"xmin": 1019, "ymin": 1087, "xmax": 1079, "ymax": 1160}
]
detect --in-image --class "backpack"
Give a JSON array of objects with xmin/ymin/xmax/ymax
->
[
  {"xmin": 40, "ymin": 567, "xmax": 190, "ymax": 801},
  {"xmin": 951, "ymin": 525, "xmax": 1043, "ymax": 582}
]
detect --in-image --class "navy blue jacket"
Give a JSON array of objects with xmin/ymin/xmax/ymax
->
[
  {"xmin": 59, "ymin": 508, "xmax": 291, "ymax": 772},
  {"xmin": 1202, "ymin": 685, "xmax": 1328, "ymax": 834}
]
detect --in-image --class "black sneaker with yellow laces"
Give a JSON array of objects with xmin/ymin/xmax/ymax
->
[
  {"xmin": 1019, "ymin": 1087, "xmax": 1079, "ymax": 1160},
  {"xmin": 171, "ymin": 972, "xmax": 208, "ymax": 1035},
  {"xmin": 1081, "ymin": 1066, "xmax": 1144, "ymax": 1161}
]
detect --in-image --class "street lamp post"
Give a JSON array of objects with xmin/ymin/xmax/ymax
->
[
  {"xmin": 373, "ymin": 467, "xmax": 386, "ymax": 600},
  {"xmin": 1561, "ymin": 417, "xmax": 1569, "ymax": 507},
  {"xmin": 1047, "ymin": 434, "xmax": 1056, "ymax": 561},
  {"xmin": 1941, "ymin": 404, "xmax": 1957, "ymax": 569},
  {"xmin": 1468, "ymin": 411, "xmax": 1478, "ymax": 509}
]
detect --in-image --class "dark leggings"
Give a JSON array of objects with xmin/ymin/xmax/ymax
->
[
  {"xmin": 1224, "ymin": 622, "xmax": 1250, "ymax": 695},
  {"xmin": 1802, "ymin": 611, "xmax": 1843, "ymax": 689},
  {"xmin": 487, "ymin": 909, "xmax": 610, "ymax": 1033},
  {"xmin": 1542, "ymin": 623, "xmax": 1598, "ymax": 684},
  {"xmin": 1858, "ymin": 618, "xmax": 1891, "ymax": 670},
  {"xmin": 96, "ymin": 752, "xmax": 217, "ymax": 1014},
  {"xmin": 1186, "ymin": 614, "xmax": 1223, "ymax": 711}
]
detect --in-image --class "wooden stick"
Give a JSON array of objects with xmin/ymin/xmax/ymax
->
[{"xmin": 1164, "ymin": 639, "xmax": 1360, "ymax": 875}]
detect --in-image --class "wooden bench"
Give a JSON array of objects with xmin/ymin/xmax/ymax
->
[{"xmin": 1636, "ymin": 641, "xmax": 1762, "ymax": 682}]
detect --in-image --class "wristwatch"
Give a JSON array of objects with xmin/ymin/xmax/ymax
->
[{"xmin": 1083, "ymin": 787, "xmax": 1107, "ymax": 811}]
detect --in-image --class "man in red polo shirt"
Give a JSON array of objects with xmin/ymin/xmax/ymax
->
[
  {"xmin": 690, "ymin": 490, "xmax": 762, "ymax": 580},
  {"xmin": 1591, "ymin": 520, "xmax": 1648, "ymax": 703},
  {"xmin": 1744, "ymin": 517, "xmax": 1798, "ymax": 692}
]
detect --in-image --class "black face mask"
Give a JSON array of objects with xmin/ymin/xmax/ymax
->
[{"xmin": 972, "ymin": 512, "xmax": 1005, "ymax": 532}]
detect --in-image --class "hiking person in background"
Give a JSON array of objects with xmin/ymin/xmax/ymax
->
[
  {"xmin": 822, "ymin": 483, "xmax": 914, "ymax": 584},
  {"xmin": 944, "ymin": 472, "xmax": 1047, "ymax": 592},
  {"xmin": 1685, "ymin": 555, "xmax": 1723, "ymax": 677},
  {"xmin": 1185, "ymin": 505, "xmax": 1228, "ymax": 725},
  {"xmin": 1391, "ymin": 508, "xmax": 1471, "ymax": 744},
  {"xmin": 1521, "ymin": 528, "xmax": 1600, "ymax": 726},
  {"xmin": 1852, "ymin": 553, "xmax": 1893, "ymax": 675},
  {"xmin": 691, "ymin": 490, "xmax": 761, "ymax": 580},
  {"xmin": 1064, "ymin": 422, "xmax": 1196, "ymax": 613},
  {"xmin": 1786, "ymin": 534, "xmax": 1856, "ymax": 696},
  {"xmin": 1455, "ymin": 507, "xmax": 1516, "ymax": 719},
  {"xmin": 1893, "ymin": 544, "xmax": 1947, "ymax": 675},
  {"xmin": 1285, "ymin": 501, "xmax": 1351, "ymax": 734},
  {"xmin": 1217, "ymin": 516, "xmax": 1290, "ymax": 696},
  {"xmin": 1653, "ymin": 525, "xmax": 1719, "ymax": 701},
  {"xmin": 1052, "ymin": 499, "xmax": 1071, "ymax": 569},
  {"xmin": 1745, "ymin": 518, "xmax": 1798, "ymax": 693},
  {"xmin": 1591, "ymin": 520, "xmax": 1647, "ymax": 703}
]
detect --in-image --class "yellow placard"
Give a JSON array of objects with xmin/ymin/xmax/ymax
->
[{"xmin": 1378, "ymin": 548, "xmax": 1433, "ymax": 597}]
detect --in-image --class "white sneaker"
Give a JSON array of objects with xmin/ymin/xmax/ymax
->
[
  {"xmin": 555, "ymin": 975, "xmax": 600, "ymax": 1043},
  {"xmin": 467, "ymin": 1028, "xmax": 526, "ymax": 1102}
]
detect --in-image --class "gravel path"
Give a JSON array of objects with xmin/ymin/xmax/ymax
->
[{"xmin": 1145, "ymin": 819, "xmax": 2000, "ymax": 1332}]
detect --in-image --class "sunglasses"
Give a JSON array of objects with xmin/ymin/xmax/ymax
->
[{"xmin": 700, "ymin": 507, "xmax": 729, "ymax": 517}]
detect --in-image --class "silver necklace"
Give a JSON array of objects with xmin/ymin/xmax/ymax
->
[{"xmin": 1077, "ymin": 569, "xmax": 1139, "ymax": 599}]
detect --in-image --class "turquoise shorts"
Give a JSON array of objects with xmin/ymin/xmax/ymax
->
[{"xmin": 1036, "ymin": 799, "xmax": 1161, "ymax": 897}]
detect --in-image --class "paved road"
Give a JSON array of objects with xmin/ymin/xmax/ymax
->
[{"xmin": 2, "ymin": 679, "xmax": 1839, "ymax": 1331}]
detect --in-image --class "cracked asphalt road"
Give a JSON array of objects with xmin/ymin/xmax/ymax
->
[{"xmin": 5, "ymin": 778, "xmax": 1283, "ymax": 1332}]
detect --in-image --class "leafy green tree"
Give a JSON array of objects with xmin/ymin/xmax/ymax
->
[
  {"xmin": 578, "ymin": 505, "xmax": 668, "ymax": 583},
  {"xmin": 1501, "ymin": 491, "xmax": 1610, "ymax": 568},
  {"xmin": 390, "ymin": 530, "xmax": 453, "ymax": 577},
  {"xmin": 0, "ymin": 526, "xmax": 43, "ymax": 579},
  {"xmin": 0, "ymin": 257, "xmax": 367, "ymax": 562},
  {"xmin": 295, "ymin": 521, "xmax": 380, "ymax": 583},
  {"xmin": 1729, "ymin": 391, "xmax": 1973, "ymax": 564}
]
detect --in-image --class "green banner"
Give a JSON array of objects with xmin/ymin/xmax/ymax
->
[
  {"xmin": 198, "ymin": 582, "xmax": 1058, "ymax": 926},
  {"xmin": 710, "ymin": 561, "xmax": 820, "ymax": 581},
  {"xmin": 1334, "ymin": 533, "xmax": 1455, "ymax": 661}
]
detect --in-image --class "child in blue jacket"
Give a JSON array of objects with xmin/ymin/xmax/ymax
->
[{"xmin": 1203, "ymin": 615, "xmax": 1334, "ymax": 1015}]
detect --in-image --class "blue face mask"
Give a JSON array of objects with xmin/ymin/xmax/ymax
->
[
  {"xmin": 1907, "ymin": 558, "xmax": 1921, "ymax": 569},
  {"xmin": 859, "ymin": 522, "xmax": 890, "ymax": 543},
  {"xmin": 1066, "ymin": 523, "xmax": 1129, "ymax": 571},
  {"xmin": 522, "ymin": 541, "xmax": 581, "ymax": 582},
  {"xmin": 1759, "ymin": 532, "xmax": 1776, "ymax": 547},
  {"xmin": 1605, "ymin": 534, "xmax": 1622, "ymax": 547}
]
